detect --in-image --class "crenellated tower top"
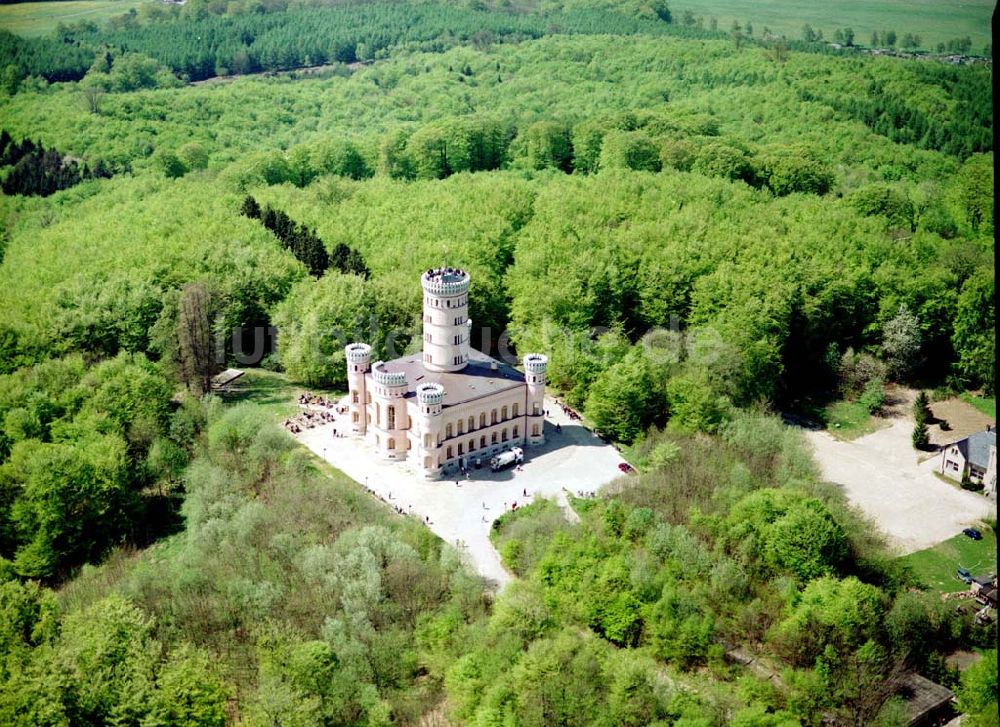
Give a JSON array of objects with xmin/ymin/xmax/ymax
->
[
  {"xmin": 421, "ymin": 267, "xmax": 471, "ymax": 297},
  {"xmin": 345, "ymin": 342, "xmax": 372, "ymax": 375},
  {"xmin": 524, "ymin": 353, "xmax": 547, "ymax": 389},
  {"xmin": 371, "ymin": 361, "xmax": 407, "ymax": 392}
]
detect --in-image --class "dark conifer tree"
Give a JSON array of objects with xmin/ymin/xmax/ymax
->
[{"xmin": 240, "ymin": 195, "xmax": 261, "ymax": 219}]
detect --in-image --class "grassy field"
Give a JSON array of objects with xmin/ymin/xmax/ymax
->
[
  {"xmin": 959, "ymin": 392, "xmax": 997, "ymax": 419},
  {"xmin": 214, "ymin": 368, "xmax": 344, "ymax": 420},
  {"xmin": 899, "ymin": 528, "xmax": 997, "ymax": 593},
  {"xmin": 822, "ymin": 399, "xmax": 888, "ymax": 440},
  {"xmin": 0, "ymin": 0, "xmax": 150, "ymax": 37},
  {"xmin": 671, "ymin": 0, "xmax": 993, "ymax": 51}
]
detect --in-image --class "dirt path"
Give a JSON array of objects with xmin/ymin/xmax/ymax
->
[
  {"xmin": 189, "ymin": 60, "xmax": 374, "ymax": 86},
  {"xmin": 928, "ymin": 397, "xmax": 995, "ymax": 447}
]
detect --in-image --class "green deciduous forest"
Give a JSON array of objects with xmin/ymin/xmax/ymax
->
[{"xmin": 0, "ymin": 0, "xmax": 995, "ymax": 723}]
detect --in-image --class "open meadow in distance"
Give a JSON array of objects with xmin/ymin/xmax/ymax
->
[
  {"xmin": 670, "ymin": 0, "xmax": 992, "ymax": 50},
  {"xmin": 0, "ymin": 0, "xmax": 149, "ymax": 37},
  {"xmin": 0, "ymin": 0, "xmax": 993, "ymax": 49}
]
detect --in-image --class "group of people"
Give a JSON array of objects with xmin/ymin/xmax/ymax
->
[
  {"xmin": 283, "ymin": 391, "xmax": 349, "ymax": 434},
  {"xmin": 362, "ymin": 484, "xmax": 410, "ymax": 517},
  {"xmin": 298, "ymin": 392, "xmax": 340, "ymax": 410},
  {"xmin": 282, "ymin": 408, "xmax": 336, "ymax": 433},
  {"xmin": 556, "ymin": 401, "xmax": 582, "ymax": 421},
  {"xmin": 576, "ymin": 489, "xmax": 598, "ymax": 498}
]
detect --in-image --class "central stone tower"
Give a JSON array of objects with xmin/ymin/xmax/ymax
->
[{"xmin": 421, "ymin": 267, "xmax": 473, "ymax": 373}]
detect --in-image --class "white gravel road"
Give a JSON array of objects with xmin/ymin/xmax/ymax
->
[
  {"xmin": 296, "ymin": 396, "xmax": 626, "ymax": 587},
  {"xmin": 806, "ymin": 419, "xmax": 996, "ymax": 554}
]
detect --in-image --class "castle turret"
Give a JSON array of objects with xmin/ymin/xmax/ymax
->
[
  {"xmin": 371, "ymin": 361, "xmax": 408, "ymax": 459},
  {"xmin": 421, "ymin": 267, "xmax": 472, "ymax": 373},
  {"xmin": 345, "ymin": 343, "xmax": 371, "ymax": 434},
  {"xmin": 415, "ymin": 382, "xmax": 445, "ymax": 478},
  {"xmin": 524, "ymin": 353, "xmax": 548, "ymax": 445}
]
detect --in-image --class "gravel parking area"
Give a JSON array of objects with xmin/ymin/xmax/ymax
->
[
  {"xmin": 296, "ymin": 396, "xmax": 627, "ymax": 587},
  {"xmin": 806, "ymin": 418, "xmax": 996, "ymax": 554}
]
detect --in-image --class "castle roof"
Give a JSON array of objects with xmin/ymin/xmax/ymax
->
[{"xmin": 371, "ymin": 349, "xmax": 525, "ymax": 406}]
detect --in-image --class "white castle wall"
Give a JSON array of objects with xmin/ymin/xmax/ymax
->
[{"xmin": 345, "ymin": 269, "xmax": 549, "ymax": 478}]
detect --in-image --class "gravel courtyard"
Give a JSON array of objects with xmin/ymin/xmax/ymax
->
[
  {"xmin": 806, "ymin": 418, "xmax": 996, "ymax": 555},
  {"xmin": 296, "ymin": 396, "xmax": 627, "ymax": 587}
]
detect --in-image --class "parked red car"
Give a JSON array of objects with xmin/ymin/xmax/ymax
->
[{"xmin": 618, "ymin": 462, "xmax": 635, "ymax": 474}]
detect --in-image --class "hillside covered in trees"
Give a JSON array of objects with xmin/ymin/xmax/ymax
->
[{"xmin": 0, "ymin": 1, "xmax": 995, "ymax": 724}]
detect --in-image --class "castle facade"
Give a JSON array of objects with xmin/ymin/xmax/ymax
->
[{"xmin": 345, "ymin": 267, "xmax": 547, "ymax": 478}]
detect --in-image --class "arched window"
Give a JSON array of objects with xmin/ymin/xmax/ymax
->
[
  {"xmin": 424, "ymin": 456, "xmax": 432, "ymax": 469},
  {"xmin": 480, "ymin": 413, "xmax": 486, "ymax": 428},
  {"xmin": 480, "ymin": 435, "xmax": 486, "ymax": 449},
  {"xmin": 468, "ymin": 416, "xmax": 475, "ymax": 431},
  {"xmin": 375, "ymin": 402, "xmax": 381, "ymax": 424},
  {"xmin": 513, "ymin": 425, "xmax": 519, "ymax": 438},
  {"xmin": 491, "ymin": 432, "xmax": 498, "ymax": 444},
  {"xmin": 469, "ymin": 439, "xmax": 476, "ymax": 451},
  {"xmin": 352, "ymin": 390, "xmax": 359, "ymax": 403},
  {"xmin": 458, "ymin": 443, "xmax": 464, "ymax": 455},
  {"xmin": 424, "ymin": 433, "xmax": 433, "ymax": 447},
  {"xmin": 446, "ymin": 423, "xmax": 453, "ymax": 438},
  {"xmin": 532, "ymin": 424, "xmax": 539, "ymax": 436},
  {"xmin": 491, "ymin": 409, "xmax": 497, "ymax": 425},
  {"xmin": 387, "ymin": 405, "xmax": 395, "ymax": 430},
  {"xmin": 388, "ymin": 437, "xmax": 395, "ymax": 450},
  {"xmin": 501, "ymin": 405, "xmax": 508, "ymax": 421},
  {"xmin": 533, "ymin": 402, "xmax": 540, "ymax": 415},
  {"xmin": 512, "ymin": 403, "xmax": 519, "ymax": 417},
  {"xmin": 501, "ymin": 428, "xmax": 508, "ymax": 442},
  {"xmin": 446, "ymin": 445, "xmax": 453, "ymax": 459},
  {"xmin": 352, "ymin": 412, "xmax": 359, "ymax": 423},
  {"xmin": 458, "ymin": 419, "xmax": 464, "ymax": 435}
]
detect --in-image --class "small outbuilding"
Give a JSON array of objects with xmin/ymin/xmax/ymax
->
[
  {"xmin": 896, "ymin": 672, "xmax": 956, "ymax": 727},
  {"xmin": 211, "ymin": 368, "xmax": 245, "ymax": 390},
  {"xmin": 971, "ymin": 574, "xmax": 998, "ymax": 608}
]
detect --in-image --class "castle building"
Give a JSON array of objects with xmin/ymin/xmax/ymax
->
[{"xmin": 345, "ymin": 267, "xmax": 547, "ymax": 478}]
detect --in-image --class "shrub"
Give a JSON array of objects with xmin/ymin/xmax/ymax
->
[
  {"xmin": 838, "ymin": 348, "xmax": 887, "ymax": 397},
  {"xmin": 500, "ymin": 538, "xmax": 523, "ymax": 573},
  {"xmin": 913, "ymin": 391, "xmax": 932, "ymax": 424},
  {"xmin": 961, "ymin": 476, "xmax": 983, "ymax": 492},
  {"xmin": 859, "ymin": 378, "xmax": 886, "ymax": 414}
]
